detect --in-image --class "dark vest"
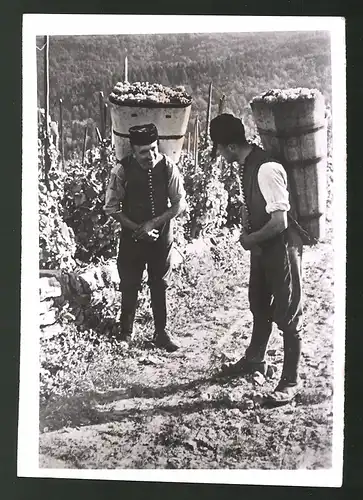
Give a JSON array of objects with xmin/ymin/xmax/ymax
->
[
  {"xmin": 120, "ymin": 154, "xmax": 172, "ymax": 243},
  {"xmin": 121, "ymin": 154, "xmax": 169, "ymax": 224},
  {"xmin": 243, "ymin": 145, "xmax": 302, "ymax": 246}
]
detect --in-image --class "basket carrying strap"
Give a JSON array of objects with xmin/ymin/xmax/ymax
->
[
  {"xmin": 285, "ymin": 171, "xmax": 319, "ymax": 246},
  {"xmin": 286, "ymin": 212, "xmax": 318, "ymax": 246},
  {"xmin": 113, "ymin": 129, "xmax": 184, "ymax": 140}
]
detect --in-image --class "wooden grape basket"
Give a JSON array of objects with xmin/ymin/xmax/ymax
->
[
  {"xmin": 250, "ymin": 90, "xmax": 328, "ymax": 242},
  {"xmin": 109, "ymin": 100, "xmax": 191, "ymax": 164}
]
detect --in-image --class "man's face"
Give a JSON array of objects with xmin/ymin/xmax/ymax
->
[
  {"xmin": 132, "ymin": 140, "xmax": 159, "ymax": 169},
  {"xmin": 217, "ymin": 143, "xmax": 238, "ymax": 164}
]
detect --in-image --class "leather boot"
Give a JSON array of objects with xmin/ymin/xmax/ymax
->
[
  {"xmin": 119, "ymin": 288, "xmax": 138, "ymax": 341},
  {"xmin": 150, "ymin": 283, "xmax": 179, "ymax": 352},
  {"xmin": 153, "ymin": 330, "xmax": 180, "ymax": 352},
  {"xmin": 245, "ymin": 316, "xmax": 273, "ymax": 363},
  {"xmin": 150, "ymin": 283, "xmax": 167, "ymax": 333},
  {"xmin": 280, "ymin": 329, "xmax": 302, "ymax": 384},
  {"xmin": 119, "ymin": 309, "xmax": 136, "ymax": 341},
  {"xmin": 264, "ymin": 331, "xmax": 303, "ymax": 405}
]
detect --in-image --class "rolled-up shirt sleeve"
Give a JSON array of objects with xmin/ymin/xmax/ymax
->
[
  {"xmin": 165, "ymin": 158, "xmax": 186, "ymax": 207},
  {"xmin": 257, "ymin": 161, "xmax": 290, "ymax": 214},
  {"xmin": 103, "ymin": 164, "xmax": 126, "ymax": 216}
]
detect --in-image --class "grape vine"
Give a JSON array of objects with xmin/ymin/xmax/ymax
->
[{"xmin": 39, "ymin": 121, "xmax": 245, "ymax": 271}]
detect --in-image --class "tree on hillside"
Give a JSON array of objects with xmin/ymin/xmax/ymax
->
[{"xmin": 37, "ymin": 31, "xmax": 332, "ymax": 154}]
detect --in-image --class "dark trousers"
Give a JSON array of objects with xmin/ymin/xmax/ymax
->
[
  {"xmin": 245, "ymin": 233, "xmax": 303, "ymax": 383},
  {"xmin": 117, "ymin": 232, "xmax": 173, "ymax": 335}
]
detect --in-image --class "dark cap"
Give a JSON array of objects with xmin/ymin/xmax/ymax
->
[
  {"xmin": 210, "ymin": 113, "xmax": 246, "ymax": 149},
  {"xmin": 129, "ymin": 123, "xmax": 158, "ymax": 146}
]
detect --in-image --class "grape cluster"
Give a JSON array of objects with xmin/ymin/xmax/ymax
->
[
  {"xmin": 251, "ymin": 87, "xmax": 323, "ymax": 104},
  {"xmin": 109, "ymin": 81, "xmax": 192, "ymax": 106}
]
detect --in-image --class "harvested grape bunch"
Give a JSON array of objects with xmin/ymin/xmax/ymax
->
[
  {"xmin": 251, "ymin": 87, "xmax": 323, "ymax": 104},
  {"xmin": 109, "ymin": 81, "xmax": 192, "ymax": 106}
]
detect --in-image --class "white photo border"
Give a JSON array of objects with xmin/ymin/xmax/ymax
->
[{"xmin": 19, "ymin": 14, "xmax": 346, "ymax": 486}]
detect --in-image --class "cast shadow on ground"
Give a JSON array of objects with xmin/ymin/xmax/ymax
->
[
  {"xmin": 40, "ymin": 373, "xmax": 298, "ymax": 432},
  {"xmin": 41, "ymin": 393, "xmax": 238, "ymax": 433},
  {"xmin": 40, "ymin": 373, "xmax": 228, "ymax": 431},
  {"xmin": 93, "ymin": 373, "xmax": 225, "ymax": 402}
]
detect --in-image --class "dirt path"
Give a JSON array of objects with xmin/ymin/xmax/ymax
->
[{"xmin": 39, "ymin": 240, "xmax": 335, "ymax": 470}]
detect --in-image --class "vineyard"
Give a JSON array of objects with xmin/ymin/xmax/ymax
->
[
  {"xmin": 38, "ymin": 111, "xmax": 252, "ymax": 395},
  {"xmin": 36, "ymin": 31, "xmax": 332, "ymax": 157},
  {"xmin": 38, "ymin": 94, "xmax": 336, "ymax": 470}
]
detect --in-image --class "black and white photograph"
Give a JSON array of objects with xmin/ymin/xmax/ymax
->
[{"xmin": 19, "ymin": 15, "xmax": 346, "ymax": 486}]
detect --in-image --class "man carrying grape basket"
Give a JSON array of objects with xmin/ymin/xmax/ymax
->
[
  {"xmin": 104, "ymin": 123, "xmax": 187, "ymax": 352},
  {"xmin": 210, "ymin": 113, "xmax": 304, "ymax": 404}
]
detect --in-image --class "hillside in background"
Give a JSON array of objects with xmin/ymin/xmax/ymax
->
[{"xmin": 36, "ymin": 31, "xmax": 332, "ymax": 158}]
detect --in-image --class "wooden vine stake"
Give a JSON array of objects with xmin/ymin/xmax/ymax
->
[
  {"xmin": 99, "ymin": 91, "xmax": 105, "ymax": 140},
  {"xmin": 59, "ymin": 98, "xmax": 64, "ymax": 169},
  {"xmin": 187, "ymin": 132, "xmax": 191, "ymax": 155},
  {"xmin": 110, "ymin": 111, "xmax": 114, "ymax": 147},
  {"xmin": 124, "ymin": 55, "xmax": 128, "ymax": 83},
  {"xmin": 95, "ymin": 127, "xmax": 102, "ymax": 144},
  {"xmin": 194, "ymin": 115, "xmax": 199, "ymax": 170},
  {"xmin": 218, "ymin": 94, "xmax": 226, "ymax": 115},
  {"xmin": 191, "ymin": 117, "xmax": 200, "ymax": 239},
  {"xmin": 43, "ymin": 35, "xmax": 51, "ymax": 189},
  {"xmin": 82, "ymin": 126, "xmax": 88, "ymax": 166},
  {"xmin": 103, "ymin": 102, "xmax": 108, "ymax": 138},
  {"xmin": 205, "ymin": 81, "xmax": 213, "ymax": 138}
]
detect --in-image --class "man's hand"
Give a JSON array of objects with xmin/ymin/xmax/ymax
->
[
  {"xmin": 239, "ymin": 231, "xmax": 256, "ymax": 251},
  {"xmin": 133, "ymin": 221, "xmax": 159, "ymax": 242}
]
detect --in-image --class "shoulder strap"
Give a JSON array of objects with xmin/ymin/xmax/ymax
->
[
  {"xmin": 118, "ymin": 154, "xmax": 132, "ymax": 171},
  {"xmin": 287, "ymin": 212, "xmax": 318, "ymax": 245},
  {"xmin": 162, "ymin": 154, "xmax": 173, "ymax": 184},
  {"xmin": 116, "ymin": 155, "xmax": 134, "ymax": 188}
]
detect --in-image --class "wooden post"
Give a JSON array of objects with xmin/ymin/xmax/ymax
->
[
  {"xmin": 187, "ymin": 132, "xmax": 191, "ymax": 155},
  {"xmin": 103, "ymin": 102, "xmax": 108, "ymax": 138},
  {"xmin": 95, "ymin": 127, "xmax": 102, "ymax": 144},
  {"xmin": 44, "ymin": 36, "xmax": 50, "ymax": 137},
  {"xmin": 99, "ymin": 91, "xmax": 105, "ymax": 140},
  {"xmin": 193, "ymin": 121, "xmax": 196, "ymax": 162},
  {"xmin": 218, "ymin": 94, "xmax": 226, "ymax": 115},
  {"xmin": 82, "ymin": 126, "xmax": 88, "ymax": 166},
  {"xmin": 59, "ymin": 98, "xmax": 64, "ymax": 168},
  {"xmin": 110, "ymin": 111, "xmax": 114, "ymax": 147},
  {"xmin": 124, "ymin": 55, "xmax": 128, "ymax": 83},
  {"xmin": 194, "ymin": 116, "xmax": 199, "ymax": 169},
  {"xmin": 43, "ymin": 35, "xmax": 50, "ymax": 189},
  {"xmin": 205, "ymin": 82, "xmax": 213, "ymax": 138}
]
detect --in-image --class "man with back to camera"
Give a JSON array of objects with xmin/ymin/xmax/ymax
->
[
  {"xmin": 210, "ymin": 113, "xmax": 304, "ymax": 404},
  {"xmin": 104, "ymin": 123, "xmax": 187, "ymax": 352}
]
